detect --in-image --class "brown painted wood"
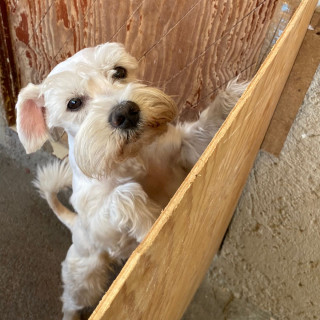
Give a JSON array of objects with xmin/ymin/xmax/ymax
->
[
  {"xmin": 0, "ymin": 1, "xmax": 20, "ymax": 125},
  {"xmin": 4, "ymin": 0, "xmax": 278, "ymax": 124},
  {"xmin": 160, "ymin": 0, "xmax": 278, "ymax": 114}
]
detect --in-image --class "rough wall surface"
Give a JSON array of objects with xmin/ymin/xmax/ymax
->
[{"xmin": 184, "ymin": 65, "xmax": 320, "ymax": 319}]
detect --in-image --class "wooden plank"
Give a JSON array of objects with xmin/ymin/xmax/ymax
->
[
  {"xmin": 0, "ymin": 1, "xmax": 20, "ymax": 126},
  {"xmin": 90, "ymin": 0, "xmax": 318, "ymax": 319},
  {"xmin": 262, "ymin": 11, "xmax": 320, "ymax": 156}
]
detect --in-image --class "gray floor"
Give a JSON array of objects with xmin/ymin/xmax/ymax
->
[{"xmin": 0, "ymin": 128, "xmax": 71, "ymax": 320}]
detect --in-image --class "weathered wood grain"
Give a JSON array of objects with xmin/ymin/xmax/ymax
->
[
  {"xmin": 6, "ymin": 0, "xmax": 55, "ymax": 85},
  {"xmin": 54, "ymin": 0, "xmax": 144, "ymax": 63},
  {"xmin": 7, "ymin": 0, "xmax": 92, "ymax": 84},
  {"xmin": 162, "ymin": 0, "xmax": 278, "ymax": 113},
  {"xmin": 7, "ymin": 0, "xmax": 144, "ymax": 84},
  {"xmin": 89, "ymin": 0, "xmax": 318, "ymax": 319},
  {"xmin": 3, "ymin": 0, "xmax": 277, "ymax": 121}
]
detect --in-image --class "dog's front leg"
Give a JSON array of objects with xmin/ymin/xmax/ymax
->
[
  {"xmin": 92, "ymin": 182, "xmax": 161, "ymax": 249},
  {"xmin": 61, "ymin": 244, "xmax": 112, "ymax": 320},
  {"xmin": 179, "ymin": 79, "xmax": 249, "ymax": 170},
  {"xmin": 111, "ymin": 182, "xmax": 161, "ymax": 242}
]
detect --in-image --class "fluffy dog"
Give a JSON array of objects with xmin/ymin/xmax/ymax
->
[{"xmin": 15, "ymin": 42, "xmax": 247, "ymax": 320}]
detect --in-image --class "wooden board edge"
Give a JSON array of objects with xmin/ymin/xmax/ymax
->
[
  {"xmin": 91, "ymin": 0, "xmax": 318, "ymax": 319},
  {"xmin": 0, "ymin": 1, "xmax": 19, "ymax": 126},
  {"xmin": 261, "ymin": 11, "xmax": 320, "ymax": 156}
]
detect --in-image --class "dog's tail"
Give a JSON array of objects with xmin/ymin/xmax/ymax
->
[
  {"xmin": 33, "ymin": 157, "xmax": 76, "ymax": 231},
  {"xmin": 180, "ymin": 77, "xmax": 249, "ymax": 169}
]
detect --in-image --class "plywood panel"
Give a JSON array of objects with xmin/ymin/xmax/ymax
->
[{"xmin": 89, "ymin": 0, "xmax": 318, "ymax": 319}]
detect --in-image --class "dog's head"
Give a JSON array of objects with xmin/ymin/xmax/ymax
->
[
  {"xmin": 75, "ymin": 83, "xmax": 176, "ymax": 177},
  {"xmin": 16, "ymin": 42, "xmax": 177, "ymax": 176}
]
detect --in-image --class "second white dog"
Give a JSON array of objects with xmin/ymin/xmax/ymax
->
[{"xmin": 16, "ymin": 42, "xmax": 247, "ymax": 320}]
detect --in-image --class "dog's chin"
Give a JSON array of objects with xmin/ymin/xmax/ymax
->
[{"xmin": 75, "ymin": 125, "xmax": 168, "ymax": 179}]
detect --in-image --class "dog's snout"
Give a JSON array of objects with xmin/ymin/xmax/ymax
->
[{"xmin": 109, "ymin": 101, "xmax": 140, "ymax": 130}]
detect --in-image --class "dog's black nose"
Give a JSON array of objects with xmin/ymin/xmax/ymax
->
[{"xmin": 109, "ymin": 101, "xmax": 140, "ymax": 130}]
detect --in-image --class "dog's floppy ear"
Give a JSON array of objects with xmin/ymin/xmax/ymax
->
[{"xmin": 16, "ymin": 83, "xmax": 48, "ymax": 154}]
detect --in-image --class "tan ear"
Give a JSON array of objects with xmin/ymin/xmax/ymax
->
[{"xmin": 16, "ymin": 83, "xmax": 49, "ymax": 154}]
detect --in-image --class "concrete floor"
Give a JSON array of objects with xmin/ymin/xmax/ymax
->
[{"xmin": 0, "ymin": 125, "xmax": 71, "ymax": 319}]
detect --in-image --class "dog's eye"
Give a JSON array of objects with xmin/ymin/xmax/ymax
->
[
  {"xmin": 67, "ymin": 98, "xmax": 83, "ymax": 111},
  {"xmin": 113, "ymin": 66, "xmax": 127, "ymax": 79}
]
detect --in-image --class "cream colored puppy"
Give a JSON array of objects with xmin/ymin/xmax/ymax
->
[{"xmin": 16, "ymin": 42, "xmax": 247, "ymax": 320}]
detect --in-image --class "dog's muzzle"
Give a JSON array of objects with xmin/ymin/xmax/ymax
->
[{"xmin": 109, "ymin": 101, "xmax": 140, "ymax": 130}]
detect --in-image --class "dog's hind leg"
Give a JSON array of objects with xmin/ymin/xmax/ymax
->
[
  {"xmin": 61, "ymin": 245, "xmax": 112, "ymax": 320},
  {"xmin": 33, "ymin": 157, "xmax": 76, "ymax": 231},
  {"xmin": 179, "ymin": 78, "xmax": 249, "ymax": 170}
]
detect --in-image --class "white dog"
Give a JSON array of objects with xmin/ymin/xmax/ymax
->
[{"xmin": 15, "ymin": 42, "xmax": 247, "ymax": 320}]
